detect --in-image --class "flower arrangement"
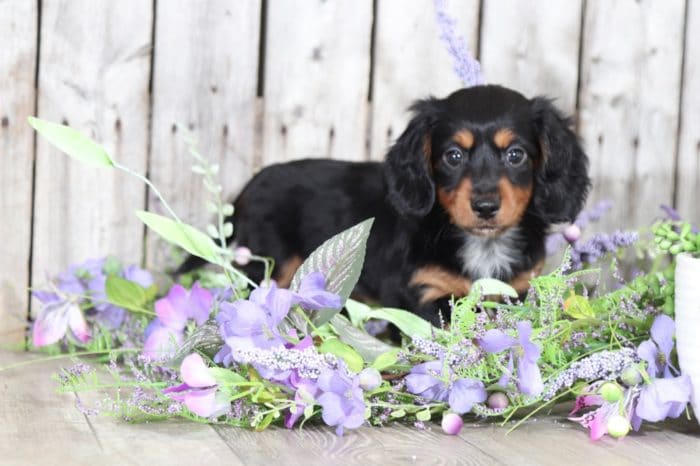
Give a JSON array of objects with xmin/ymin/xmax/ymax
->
[{"xmin": 19, "ymin": 115, "xmax": 699, "ymax": 441}]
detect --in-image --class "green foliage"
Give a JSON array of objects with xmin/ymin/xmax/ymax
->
[
  {"xmin": 28, "ymin": 117, "xmax": 114, "ymax": 167},
  {"xmin": 136, "ymin": 211, "xmax": 221, "ymax": 264},
  {"xmin": 319, "ymin": 338, "xmax": 365, "ymax": 372}
]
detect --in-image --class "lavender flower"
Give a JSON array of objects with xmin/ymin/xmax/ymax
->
[
  {"xmin": 545, "ymin": 200, "xmax": 613, "ymax": 255},
  {"xmin": 405, "ymin": 360, "xmax": 487, "ymax": 414},
  {"xmin": 570, "ymin": 231, "xmax": 639, "ymax": 270},
  {"xmin": 285, "ymin": 377, "xmax": 319, "ymax": 429},
  {"xmin": 637, "ymin": 314, "xmax": 676, "ymax": 378},
  {"xmin": 478, "ymin": 321, "xmax": 543, "ymax": 396},
  {"xmin": 433, "ymin": 0, "xmax": 484, "ymax": 87},
  {"xmin": 143, "ymin": 283, "xmax": 213, "ymax": 359},
  {"xmin": 163, "ymin": 353, "xmax": 229, "ymax": 418},
  {"xmin": 316, "ymin": 369, "xmax": 366, "ymax": 435}
]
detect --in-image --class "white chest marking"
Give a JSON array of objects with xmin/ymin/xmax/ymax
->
[{"xmin": 459, "ymin": 228, "xmax": 524, "ymax": 280}]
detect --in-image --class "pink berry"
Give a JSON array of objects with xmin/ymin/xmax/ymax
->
[
  {"xmin": 487, "ymin": 392, "xmax": 509, "ymax": 410},
  {"xmin": 234, "ymin": 246, "xmax": 252, "ymax": 265},
  {"xmin": 441, "ymin": 413, "xmax": 463, "ymax": 435},
  {"xmin": 563, "ymin": 224, "xmax": 582, "ymax": 243}
]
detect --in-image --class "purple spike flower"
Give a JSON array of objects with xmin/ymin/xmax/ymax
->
[{"xmin": 433, "ymin": 0, "xmax": 484, "ymax": 87}]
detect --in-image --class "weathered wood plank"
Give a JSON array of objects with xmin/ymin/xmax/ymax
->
[
  {"xmin": 262, "ymin": 0, "xmax": 373, "ymax": 163},
  {"xmin": 370, "ymin": 0, "xmax": 480, "ymax": 160},
  {"xmin": 32, "ymin": 1, "xmax": 152, "ymax": 300},
  {"xmin": 676, "ymin": 1, "xmax": 700, "ymax": 226},
  {"xmin": 147, "ymin": 0, "xmax": 261, "ymax": 271},
  {"xmin": 578, "ymin": 0, "xmax": 686, "ymax": 231},
  {"xmin": 480, "ymin": 0, "xmax": 583, "ymax": 114},
  {"xmin": 0, "ymin": 1, "xmax": 37, "ymax": 343}
]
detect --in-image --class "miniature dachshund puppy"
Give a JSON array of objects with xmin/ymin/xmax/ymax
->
[{"xmin": 180, "ymin": 85, "xmax": 590, "ymax": 326}]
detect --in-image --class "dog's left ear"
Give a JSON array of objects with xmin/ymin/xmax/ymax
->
[{"xmin": 530, "ymin": 97, "xmax": 591, "ymax": 223}]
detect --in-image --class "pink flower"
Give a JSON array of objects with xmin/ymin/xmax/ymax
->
[
  {"xmin": 32, "ymin": 299, "xmax": 90, "ymax": 347},
  {"xmin": 163, "ymin": 353, "xmax": 229, "ymax": 418}
]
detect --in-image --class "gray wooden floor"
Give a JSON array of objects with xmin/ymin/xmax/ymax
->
[{"xmin": 2, "ymin": 349, "xmax": 699, "ymax": 466}]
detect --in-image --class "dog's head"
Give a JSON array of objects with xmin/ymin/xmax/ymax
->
[{"xmin": 384, "ymin": 85, "xmax": 590, "ymax": 234}]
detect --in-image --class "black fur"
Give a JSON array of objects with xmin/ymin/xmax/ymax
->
[{"xmin": 179, "ymin": 85, "xmax": 590, "ymax": 326}]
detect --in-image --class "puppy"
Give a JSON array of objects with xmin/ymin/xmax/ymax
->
[{"xmin": 182, "ymin": 85, "xmax": 590, "ymax": 325}]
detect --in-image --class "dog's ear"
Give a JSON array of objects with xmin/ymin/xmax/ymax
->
[
  {"xmin": 384, "ymin": 98, "xmax": 441, "ymax": 217},
  {"xmin": 530, "ymin": 97, "xmax": 591, "ymax": 223}
]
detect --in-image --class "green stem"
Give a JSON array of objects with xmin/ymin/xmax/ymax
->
[
  {"xmin": 113, "ymin": 162, "xmax": 182, "ymax": 224},
  {"xmin": 0, "ymin": 348, "xmax": 141, "ymax": 372}
]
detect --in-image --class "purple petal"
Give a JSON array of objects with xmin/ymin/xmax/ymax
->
[
  {"xmin": 636, "ymin": 376, "xmax": 691, "ymax": 422},
  {"xmin": 650, "ymin": 314, "xmax": 675, "ymax": 374},
  {"xmin": 297, "ymin": 272, "xmax": 342, "ymax": 310},
  {"xmin": 155, "ymin": 285, "xmax": 189, "ymax": 330},
  {"xmin": 180, "ymin": 353, "xmax": 217, "ymax": 388},
  {"xmin": 317, "ymin": 392, "xmax": 345, "ymax": 427},
  {"xmin": 184, "ymin": 388, "xmax": 228, "ymax": 418},
  {"xmin": 317, "ymin": 369, "xmax": 352, "ymax": 394},
  {"xmin": 637, "ymin": 340, "xmax": 659, "ymax": 377},
  {"xmin": 122, "ymin": 265, "xmax": 154, "ymax": 288},
  {"xmin": 67, "ymin": 304, "xmax": 90, "ymax": 343},
  {"xmin": 478, "ymin": 329, "xmax": 516, "ymax": 353},
  {"xmin": 163, "ymin": 382, "xmax": 190, "ymax": 395},
  {"xmin": 219, "ymin": 300, "xmax": 267, "ymax": 337},
  {"xmin": 142, "ymin": 323, "xmax": 183, "ymax": 358},
  {"xmin": 32, "ymin": 300, "xmax": 73, "ymax": 347},
  {"xmin": 32, "ymin": 290, "xmax": 60, "ymax": 304},
  {"xmin": 448, "ymin": 378, "xmax": 487, "ymax": 414},
  {"xmin": 187, "ymin": 282, "xmax": 213, "ymax": 325},
  {"xmin": 516, "ymin": 357, "xmax": 544, "ymax": 396}
]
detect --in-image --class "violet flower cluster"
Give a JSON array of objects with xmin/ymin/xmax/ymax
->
[
  {"xmin": 433, "ymin": 0, "xmax": 484, "ymax": 87},
  {"xmin": 569, "ymin": 315, "xmax": 691, "ymax": 440},
  {"xmin": 33, "ymin": 257, "xmax": 153, "ymax": 347}
]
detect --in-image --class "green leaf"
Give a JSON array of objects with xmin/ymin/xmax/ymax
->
[
  {"xmin": 288, "ymin": 218, "xmax": 374, "ymax": 331},
  {"xmin": 368, "ymin": 307, "xmax": 435, "ymax": 339},
  {"xmin": 416, "ymin": 409, "xmax": 431, "ymax": 422},
  {"xmin": 345, "ymin": 298, "xmax": 373, "ymax": 327},
  {"xmin": 28, "ymin": 117, "xmax": 114, "ymax": 167},
  {"xmin": 172, "ymin": 320, "xmax": 223, "ymax": 365},
  {"xmin": 209, "ymin": 367, "xmax": 247, "ymax": 387},
  {"xmin": 390, "ymin": 409, "xmax": 406, "ymax": 418},
  {"xmin": 371, "ymin": 349, "xmax": 400, "ymax": 371},
  {"xmin": 136, "ymin": 211, "xmax": 220, "ymax": 264},
  {"xmin": 105, "ymin": 275, "xmax": 148, "ymax": 312},
  {"xmin": 319, "ymin": 338, "xmax": 365, "ymax": 373},
  {"xmin": 330, "ymin": 315, "xmax": 395, "ymax": 361},
  {"xmin": 255, "ymin": 411, "xmax": 276, "ymax": 431},
  {"xmin": 472, "ymin": 278, "xmax": 518, "ymax": 298},
  {"xmin": 563, "ymin": 295, "xmax": 595, "ymax": 319}
]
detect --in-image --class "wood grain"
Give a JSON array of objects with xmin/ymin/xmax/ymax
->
[
  {"xmin": 262, "ymin": 0, "xmax": 373, "ymax": 164},
  {"xmin": 147, "ymin": 0, "xmax": 261, "ymax": 271},
  {"xmin": 676, "ymin": 1, "xmax": 700, "ymax": 226},
  {"xmin": 578, "ymin": 0, "xmax": 686, "ymax": 232},
  {"xmin": 31, "ymin": 0, "xmax": 152, "ymax": 309},
  {"xmin": 480, "ymin": 0, "xmax": 583, "ymax": 114},
  {"xmin": 0, "ymin": 0, "xmax": 37, "ymax": 343},
  {"xmin": 370, "ymin": 0, "xmax": 480, "ymax": 160}
]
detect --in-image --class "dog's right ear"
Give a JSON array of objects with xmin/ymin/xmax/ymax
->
[{"xmin": 384, "ymin": 98, "xmax": 441, "ymax": 217}]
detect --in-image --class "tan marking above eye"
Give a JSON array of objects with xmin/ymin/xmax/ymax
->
[
  {"xmin": 452, "ymin": 129, "xmax": 474, "ymax": 149},
  {"xmin": 493, "ymin": 128, "xmax": 516, "ymax": 149}
]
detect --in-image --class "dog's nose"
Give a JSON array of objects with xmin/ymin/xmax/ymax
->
[{"xmin": 471, "ymin": 198, "xmax": 500, "ymax": 219}]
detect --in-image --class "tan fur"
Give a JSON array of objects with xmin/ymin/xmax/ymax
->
[
  {"xmin": 437, "ymin": 178, "xmax": 478, "ymax": 229},
  {"xmin": 493, "ymin": 128, "xmax": 516, "ymax": 149},
  {"xmin": 274, "ymin": 255, "xmax": 303, "ymax": 288},
  {"xmin": 496, "ymin": 177, "xmax": 532, "ymax": 228},
  {"xmin": 509, "ymin": 260, "xmax": 544, "ymax": 294},
  {"xmin": 409, "ymin": 265, "xmax": 472, "ymax": 304},
  {"xmin": 452, "ymin": 129, "xmax": 474, "ymax": 149}
]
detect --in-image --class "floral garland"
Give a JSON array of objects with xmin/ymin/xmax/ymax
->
[
  {"xmin": 16, "ymin": 2, "xmax": 699, "ymax": 440},
  {"xmin": 20, "ymin": 113, "xmax": 699, "ymax": 441}
]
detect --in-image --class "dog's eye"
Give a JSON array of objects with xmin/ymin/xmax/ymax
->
[
  {"xmin": 505, "ymin": 147, "xmax": 527, "ymax": 167},
  {"xmin": 443, "ymin": 149, "xmax": 464, "ymax": 167}
]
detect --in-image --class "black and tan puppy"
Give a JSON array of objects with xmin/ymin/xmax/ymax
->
[{"xmin": 182, "ymin": 85, "xmax": 590, "ymax": 325}]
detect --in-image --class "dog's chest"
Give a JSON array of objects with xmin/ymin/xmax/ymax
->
[{"xmin": 458, "ymin": 228, "xmax": 525, "ymax": 280}]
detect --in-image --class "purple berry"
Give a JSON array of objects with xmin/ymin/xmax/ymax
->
[
  {"xmin": 564, "ymin": 224, "xmax": 582, "ymax": 243},
  {"xmin": 487, "ymin": 392, "xmax": 509, "ymax": 410},
  {"xmin": 441, "ymin": 413, "xmax": 463, "ymax": 435}
]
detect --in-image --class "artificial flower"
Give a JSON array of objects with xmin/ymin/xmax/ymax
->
[
  {"xmin": 143, "ymin": 282, "xmax": 212, "ymax": 358},
  {"xmin": 405, "ymin": 360, "xmax": 486, "ymax": 414},
  {"xmin": 478, "ymin": 321, "xmax": 544, "ymax": 396},
  {"xmin": 316, "ymin": 369, "xmax": 366, "ymax": 436},
  {"xmin": 163, "ymin": 353, "xmax": 229, "ymax": 418},
  {"xmin": 32, "ymin": 299, "xmax": 90, "ymax": 346}
]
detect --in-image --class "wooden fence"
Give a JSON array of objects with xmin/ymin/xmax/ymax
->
[{"xmin": 1, "ymin": 0, "xmax": 698, "ymax": 343}]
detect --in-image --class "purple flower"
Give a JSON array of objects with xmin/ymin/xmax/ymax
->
[
  {"xmin": 637, "ymin": 314, "xmax": 676, "ymax": 378},
  {"xmin": 316, "ymin": 369, "xmax": 366, "ymax": 436},
  {"xmin": 285, "ymin": 376, "xmax": 319, "ymax": 429},
  {"xmin": 545, "ymin": 200, "xmax": 613, "ymax": 255},
  {"xmin": 478, "ymin": 321, "xmax": 544, "ymax": 396},
  {"xmin": 143, "ymin": 283, "xmax": 213, "ymax": 359},
  {"xmin": 570, "ymin": 231, "xmax": 638, "ymax": 269},
  {"xmin": 163, "ymin": 353, "xmax": 229, "ymax": 418},
  {"xmin": 433, "ymin": 0, "xmax": 483, "ymax": 87},
  {"xmin": 636, "ymin": 375, "xmax": 692, "ymax": 422},
  {"xmin": 295, "ymin": 272, "xmax": 342, "ymax": 310},
  {"xmin": 32, "ymin": 299, "xmax": 90, "ymax": 347},
  {"xmin": 405, "ymin": 360, "xmax": 487, "ymax": 414}
]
